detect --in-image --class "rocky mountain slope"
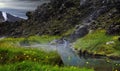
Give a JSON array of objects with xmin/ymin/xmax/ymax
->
[
  {"xmin": 0, "ymin": 0, "xmax": 120, "ymax": 37},
  {"xmin": 0, "ymin": 11, "xmax": 22, "ymax": 22}
]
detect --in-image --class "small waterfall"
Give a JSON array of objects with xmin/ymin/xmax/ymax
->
[
  {"xmin": 20, "ymin": 39, "xmax": 120, "ymax": 70},
  {"xmin": 83, "ymin": 6, "xmax": 109, "ymax": 25},
  {"xmin": 2, "ymin": 12, "xmax": 7, "ymax": 21},
  {"xmin": 70, "ymin": 0, "xmax": 117, "ymax": 42}
]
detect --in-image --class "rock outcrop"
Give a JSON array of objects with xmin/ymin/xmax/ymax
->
[
  {"xmin": 0, "ymin": 0, "xmax": 120, "ymax": 37},
  {"xmin": 107, "ymin": 22, "xmax": 120, "ymax": 35}
]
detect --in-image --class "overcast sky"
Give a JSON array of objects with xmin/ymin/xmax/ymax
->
[
  {"xmin": 0, "ymin": 0, "xmax": 49, "ymax": 18},
  {"xmin": 0, "ymin": 0, "xmax": 44, "ymax": 10}
]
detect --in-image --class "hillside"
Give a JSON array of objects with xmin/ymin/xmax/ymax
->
[
  {"xmin": 0, "ymin": 0, "xmax": 120, "ymax": 37},
  {"xmin": 0, "ymin": 0, "xmax": 120, "ymax": 71}
]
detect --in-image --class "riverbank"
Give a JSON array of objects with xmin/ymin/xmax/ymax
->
[
  {"xmin": 73, "ymin": 29, "xmax": 120, "ymax": 59},
  {"xmin": 0, "ymin": 36, "xmax": 93, "ymax": 71}
]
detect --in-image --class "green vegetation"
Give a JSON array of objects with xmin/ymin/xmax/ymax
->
[
  {"xmin": 2, "ymin": 35, "xmax": 60, "ymax": 44},
  {"xmin": 0, "ymin": 61, "xmax": 93, "ymax": 71},
  {"xmin": 0, "ymin": 45, "xmax": 61, "ymax": 65},
  {"xmin": 0, "ymin": 36, "xmax": 93, "ymax": 71},
  {"xmin": 74, "ymin": 29, "xmax": 120, "ymax": 57}
]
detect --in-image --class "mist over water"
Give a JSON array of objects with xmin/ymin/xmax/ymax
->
[{"xmin": 0, "ymin": 0, "xmax": 49, "ymax": 19}]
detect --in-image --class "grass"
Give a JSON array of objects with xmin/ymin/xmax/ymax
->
[
  {"xmin": 28, "ymin": 35, "xmax": 60, "ymax": 43},
  {"xmin": 0, "ymin": 36, "xmax": 93, "ymax": 71},
  {"xmin": 73, "ymin": 29, "xmax": 120, "ymax": 57},
  {"xmin": 0, "ymin": 43, "xmax": 61, "ymax": 65},
  {"xmin": 0, "ymin": 61, "xmax": 93, "ymax": 71},
  {"xmin": 1, "ymin": 35, "xmax": 60, "ymax": 44}
]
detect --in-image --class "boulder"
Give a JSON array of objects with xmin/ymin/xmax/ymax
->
[
  {"xmin": 70, "ymin": 25, "xmax": 89, "ymax": 41},
  {"xmin": 106, "ymin": 41, "xmax": 115, "ymax": 45},
  {"xmin": 106, "ymin": 22, "xmax": 120, "ymax": 35}
]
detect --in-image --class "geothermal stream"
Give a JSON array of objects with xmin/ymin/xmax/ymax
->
[
  {"xmin": 20, "ymin": 39, "xmax": 120, "ymax": 71},
  {"xmin": 56, "ymin": 40, "xmax": 120, "ymax": 71},
  {"xmin": 0, "ymin": 36, "xmax": 120, "ymax": 71},
  {"xmin": 56, "ymin": 40, "xmax": 85, "ymax": 66}
]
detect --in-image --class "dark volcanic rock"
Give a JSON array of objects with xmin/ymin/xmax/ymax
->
[
  {"xmin": 0, "ymin": 12, "xmax": 4, "ymax": 22},
  {"xmin": 106, "ymin": 22, "xmax": 120, "ymax": 35},
  {"xmin": 0, "ymin": 0, "xmax": 120, "ymax": 37},
  {"xmin": 118, "ymin": 37, "xmax": 120, "ymax": 41}
]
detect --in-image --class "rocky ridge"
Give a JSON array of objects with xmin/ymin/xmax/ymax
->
[{"xmin": 0, "ymin": 0, "xmax": 120, "ymax": 37}]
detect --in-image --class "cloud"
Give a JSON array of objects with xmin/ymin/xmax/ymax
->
[
  {"xmin": 0, "ymin": 0, "xmax": 43, "ymax": 10},
  {"xmin": 0, "ymin": 0, "xmax": 49, "ymax": 18}
]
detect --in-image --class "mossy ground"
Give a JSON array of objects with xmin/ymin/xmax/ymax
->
[
  {"xmin": 0, "ymin": 36, "xmax": 93, "ymax": 71},
  {"xmin": 74, "ymin": 29, "xmax": 120, "ymax": 57}
]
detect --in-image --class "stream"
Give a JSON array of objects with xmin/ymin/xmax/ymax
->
[
  {"xmin": 56, "ymin": 40, "xmax": 120, "ymax": 71},
  {"xmin": 21, "ymin": 39, "xmax": 120, "ymax": 71},
  {"xmin": 0, "ymin": 37, "xmax": 120, "ymax": 71}
]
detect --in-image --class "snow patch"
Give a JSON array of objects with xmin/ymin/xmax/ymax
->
[{"xmin": 2, "ymin": 12, "xmax": 7, "ymax": 21}]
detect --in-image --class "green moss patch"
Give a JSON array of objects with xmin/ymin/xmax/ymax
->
[{"xmin": 74, "ymin": 29, "xmax": 120, "ymax": 57}]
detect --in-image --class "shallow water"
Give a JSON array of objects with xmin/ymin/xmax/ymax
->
[
  {"xmin": 56, "ymin": 40, "xmax": 120, "ymax": 71},
  {"xmin": 20, "ymin": 40, "xmax": 120, "ymax": 71}
]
